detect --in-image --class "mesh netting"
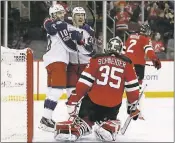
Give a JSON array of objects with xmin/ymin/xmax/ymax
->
[{"xmin": 1, "ymin": 46, "xmax": 28, "ymax": 142}]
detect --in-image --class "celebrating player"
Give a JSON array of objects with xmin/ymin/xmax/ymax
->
[
  {"xmin": 124, "ymin": 23, "xmax": 161, "ymax": 119},
  {"xmin": 39, "ymin": 4, "xmax": 85, "ymax": 132},
  {"xmin": 54, "ymin": 37, "xmax": 140, "ymax": 142},
  {"xmin": 66, "ymin": 7, "xmax": 95, "ymax": 97}
]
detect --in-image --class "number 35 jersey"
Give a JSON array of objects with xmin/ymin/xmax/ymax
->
[
  {"xmin": 76, "ymin": 54, "xmax": 140, "ymax": 107},
  {"xmin": 125, "ymin": 34, "xmax": 156, "ymax": 65}
]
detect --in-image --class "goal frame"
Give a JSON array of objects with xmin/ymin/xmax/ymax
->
[{"xmin": 26, "ymin": 48, "xmax": 34, "ymax": 142}]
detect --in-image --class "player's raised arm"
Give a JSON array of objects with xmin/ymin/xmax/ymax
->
[
  {"xmin": 44, "ymin": 4, "xmax": 65, "ymax": 35},
  {"xmin": 141, "ymin": 24, "xmax": 161, "ymax": 70}
]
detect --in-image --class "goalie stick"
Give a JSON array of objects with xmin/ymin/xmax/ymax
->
[
  {"xmin": 120, "ymin": 84, "xmax": 147, "ymax": 135},
  {"xmin": 145, "ymin": 63, "xmax": 154, "ymax": 66}
]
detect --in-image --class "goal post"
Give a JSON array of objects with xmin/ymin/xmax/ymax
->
[
  {"xmin": 1, "ymin": 46, "xmax": 34, "ymax": 142},
  {"xmin": 27, "ymin": 48, "xmax": 34, "ymax": 142}
]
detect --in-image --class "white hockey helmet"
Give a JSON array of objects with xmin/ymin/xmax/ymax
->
[
  {"xmin": 106, "ymin": 36, "xmax": 124, "ymax": 55},
  {"xmin": 49, "ymin": 4, "xmax": 65, "ymax": 20},
  {"xmin": 72, "ymin": 7, "xmax": 86, "ymax": 18},
  {"xmin": 72, "ymin": 7, "xmax": 86, "ymax": 27}
]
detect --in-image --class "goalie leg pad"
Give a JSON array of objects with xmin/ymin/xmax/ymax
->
[
  {"xmin": 94, "ymin": 119, "xmax": 121, "ymax": 141},
  {"xmin": 54, "ymin": 116, "xmax": 92, "ymax": 141}
]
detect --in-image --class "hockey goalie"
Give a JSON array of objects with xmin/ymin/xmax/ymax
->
[{"xmin": 54, "ymin": 37, "xmax": 140, "ymax": 141}]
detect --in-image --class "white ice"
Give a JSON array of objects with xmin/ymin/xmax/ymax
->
[{"xmin": 33, "ymin": 98, "xmax": 174, "ymax": 142}]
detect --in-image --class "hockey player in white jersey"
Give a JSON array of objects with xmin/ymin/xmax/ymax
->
[
  {"xmin": 39, "ymin": 4, "xmax": 85, "ymax": 132},
  {"xmin": 66, "ymin": 7, "xmax": 96, "ymax": 97}
]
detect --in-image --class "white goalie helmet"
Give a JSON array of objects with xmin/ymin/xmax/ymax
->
[
  {"xmin": 106, "ymin": 36, "xmax": 124, "ymax": 55},
  {"xmin": 49, "ymin": 4, "xmax": 65, "ymax": 20},
  {"xmin": 72, "ymin": 7, "xmax": 86, "ymax": 27}
]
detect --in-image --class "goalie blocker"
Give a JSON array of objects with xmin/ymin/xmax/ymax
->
[{"xmin": 54, "ymin": 36, "xmax": 140, "ymax": 141}]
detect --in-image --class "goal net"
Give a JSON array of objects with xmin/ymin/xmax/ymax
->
[{"xmin": 1, "ymin": 46, "xmax": 33, "ymax": 142}]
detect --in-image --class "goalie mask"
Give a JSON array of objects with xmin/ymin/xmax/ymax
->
[
  {"xmin": 49, "ymin": 4, "xmax": 65, "ymax": 21},
  {"xmin": 72, "ymin": 7, "xmax": 86, "ymax": 27},
  {"xmin": 105, "ymin": 36, "xmax": 124, "ymax": 55}
]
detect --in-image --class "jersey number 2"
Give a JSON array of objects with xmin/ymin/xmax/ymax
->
[
  {"xmin": 127, "ymin": 39, "xmax": 137, "ymax": 53},
  {"xmin": 96, "ymin": 65, "xmax": 124, "ymax": 89}
]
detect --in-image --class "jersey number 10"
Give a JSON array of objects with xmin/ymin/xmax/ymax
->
[{"xmin": 59, "ymin": 29, "xmax": 69, "ymax": 38}]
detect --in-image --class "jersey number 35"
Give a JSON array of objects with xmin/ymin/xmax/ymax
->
[{"xmin": 96, "ymin": 65, "xmax": 124, "ymax": 89}]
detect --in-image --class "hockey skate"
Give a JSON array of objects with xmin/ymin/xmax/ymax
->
[{"xmin": 38, "ymin": 117, "xmax": 55, "ymax": 132}]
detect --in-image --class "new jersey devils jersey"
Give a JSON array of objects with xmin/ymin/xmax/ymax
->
[
  {"xmin": 76, "ymin": 54, "xmax": 140, "ymax": 107},
  {"xmin": 125, "ymin": 33, "xmax": 157, "ymax": 65}
]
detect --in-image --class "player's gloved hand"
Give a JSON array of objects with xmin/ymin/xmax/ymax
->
[
  {"xmin": 87, "ymin": 36, "xmax": 94, "ymax": 45},
  {"xmin": 81, "ymin": 24, "xmax": 91, "ymax": 32},
  {"xmin": 127, "ymin": 100, "xmax": 140, "ymax": 121},
  {"xmin": 152, "ymin": 58, "xmax": 161, "ymax": 70},
  {"xmin": 76, "ymin": 31, "xmax": 85, "ymax": 45},
  {"xmin": 83, "ymin": 36, "xmax": 94, "ymax": 52},
  {"xmin": 66, "ymin": 90, "xmax": 80, "ymax": 116}
]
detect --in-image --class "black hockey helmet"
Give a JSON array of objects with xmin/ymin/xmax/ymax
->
[{"xmin": 140, "ymin": 23, "xmax": 152, "ymax": 36}]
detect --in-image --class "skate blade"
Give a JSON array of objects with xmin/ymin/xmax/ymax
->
[{"xmin": 38, "ymin": 123, "xmax": 55, "ymax": 132}]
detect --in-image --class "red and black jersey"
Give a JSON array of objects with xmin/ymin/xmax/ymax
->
[
  {"xmin": 75, "ymin": 54, "xmax": 140, "ymax": 107},
  {"xmin": 125, "ymin": 33, "xmax": 157, "ymax": 65}
]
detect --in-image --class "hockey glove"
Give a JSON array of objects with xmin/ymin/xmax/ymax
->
[
  {"xmin": 152, "ymin": 58, "xmax": 161, "ymax": 70},
  {"xmin": 83, "ymin": 36, "xmax": 94, "ymax": 52},
  {"xmin": 127, "ymin": 101, "xmax": 140, "ymax": 121},
  {"xmin": 66, "ymin": 90, "xmax": 80, "ymax": 116},
  {"xmin": 81, "ymin": 24, "xmax": 94, "ymax": 34},
  {"xmin": 76, "ymin": 31, "xmax": 85, "ymax": 45}
]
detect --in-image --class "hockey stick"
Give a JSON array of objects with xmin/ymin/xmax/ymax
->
[
  {"xmin": 86, "ymin": 4, "xmax": 96, "ymax": 29},
  {"xmin": 145, "ymin": 63, "xmax": 154, "ymax": 66},
  {"xmin": 120, "ymin": 84, "xmax": 148, "ymax": 135}
]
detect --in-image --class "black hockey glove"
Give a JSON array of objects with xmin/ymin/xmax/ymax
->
[
  {"xmin": 127, "ymin": 101, "xmax": 140, "ymax": 121},
  {"xmin": 76, "ymin": 31, "xmax": 85, "ymax": 45},
  {"xmin": 152, "ymin": 58, "xmax": 161, "ymax": 70}
]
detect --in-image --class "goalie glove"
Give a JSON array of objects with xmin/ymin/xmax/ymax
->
[
  {"xmin": 127, "ymin": 100, "xmax": 140, "ymax": 121},
  {"xmin": 66, "ymin": 90, "xmax": 80, "ymax": 116}
]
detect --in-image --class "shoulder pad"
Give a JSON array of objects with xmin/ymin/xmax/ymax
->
[{"xmin": 118, "ymin": 55, "xmax": 132, "ymax": 64}]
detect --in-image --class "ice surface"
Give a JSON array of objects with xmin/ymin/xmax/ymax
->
[{"xmin": 33, "ymin": 98, "xmax": 174, "ymax": 142}]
